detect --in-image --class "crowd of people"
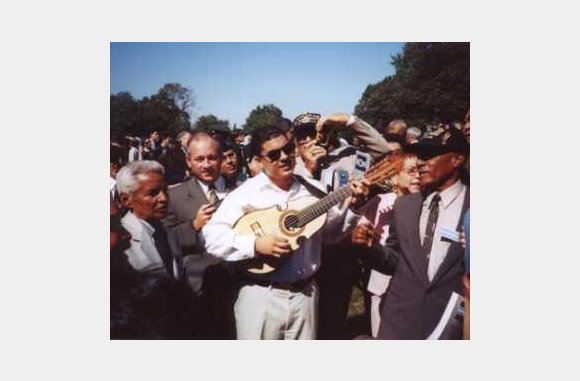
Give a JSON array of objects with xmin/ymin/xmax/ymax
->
[{"xmin": 110, "ymin": 110, "xmax": 471, "ymax": 340}]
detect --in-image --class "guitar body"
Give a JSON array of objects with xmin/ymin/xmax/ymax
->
[
  {"xmin": 233, "ymin": 195, "xmax": 326, "ymax": 274},
  {"xmin": 232, "ymin": 153, "xmax": 404, "ymax": 275}
]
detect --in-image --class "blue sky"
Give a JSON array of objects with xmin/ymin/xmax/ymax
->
[{"xmin": 110, "ymin": 42, "xmax": 404, "ymax": 128}]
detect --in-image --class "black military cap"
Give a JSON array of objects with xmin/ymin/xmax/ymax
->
[{"xmin": 408, "ymin": 125, "xmax": 469, "ymax": 159}]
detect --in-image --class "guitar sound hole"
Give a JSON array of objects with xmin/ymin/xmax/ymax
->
[{"xmin": 283, "ymin": 215, "xmax": 299, "ymax": 230}]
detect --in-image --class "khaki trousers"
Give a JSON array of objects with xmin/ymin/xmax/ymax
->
[{"xmin": 234, "ymin": 281, "xmax": 318, "ymax": 340}]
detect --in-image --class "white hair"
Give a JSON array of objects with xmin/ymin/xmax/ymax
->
[
  {"xmin": 407, "ymin": 126, "xmax": 422, "ymax": 138},
  {"xmin": 115, "ymin": 160, "xmax": 165, "ymax": 195}
]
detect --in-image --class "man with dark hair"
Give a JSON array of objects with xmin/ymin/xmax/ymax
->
[
  {"xmin": 158, "ymin": 131, "xmax": 191, "ymax": 185},
  {"xmin": 218, "ymin": 137, "xmax": 246, "ymax": 189},
  {"xmin": 366, "ymin": 126, "xmax": 469, "ymax": 339},
  {"xmin": 202, "ymin": 125, "xmax": 370, "ymax": 340}
]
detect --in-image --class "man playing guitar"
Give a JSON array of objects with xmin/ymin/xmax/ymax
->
[{"xmin": 202, "ymin": 124, "xmax": 370, "ymax": 340}]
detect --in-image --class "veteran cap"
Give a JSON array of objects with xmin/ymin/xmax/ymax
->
[
  {"xmin": 292, "ymin": 112, "xmax": 321, "ymax": 140},
  {"xmin": 408, "ymin": 125, "xmax": 469, "ymax": 158}
]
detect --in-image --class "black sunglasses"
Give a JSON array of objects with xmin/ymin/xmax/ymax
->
[{"xmin": 262, "ymin": 141, "xmax": 296, "ymax": 162}]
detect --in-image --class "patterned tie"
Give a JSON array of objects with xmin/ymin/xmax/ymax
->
[
  {"xmin": 208, "ymin": 183, "xmax": 219, "ymax": 205},
  {"xmin": 423, "ymin": 193, "xmax": 441, "ymax": 263}
]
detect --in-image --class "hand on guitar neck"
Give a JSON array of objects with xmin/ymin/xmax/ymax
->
[{"xmin": 255, "ymin": 235, "xmax": 292, "ymax": 257}]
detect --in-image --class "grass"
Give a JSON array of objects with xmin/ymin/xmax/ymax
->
[{"xmin": 345, "ymin": 284, "xmax": 371, "ymax": 339}]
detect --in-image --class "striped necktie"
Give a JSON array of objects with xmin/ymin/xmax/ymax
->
[{"xmin": 208, "ymin": 183, "xmax": 218, "ymax": 205}]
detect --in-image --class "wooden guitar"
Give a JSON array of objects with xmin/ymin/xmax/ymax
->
[{"xmin": 233, "ymin": 153, "xmax": 404, "ymax": 274}]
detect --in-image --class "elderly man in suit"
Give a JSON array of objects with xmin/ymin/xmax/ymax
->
[
  {"xmin": 365, "ymin": 126, "xmax": 470, "ymax": 340},
  {"xmin": 116, "ymin": 160, "xmax": 184, "ymax": 279},
  {"xmin": 114, "ymin": 160, "xmax": 200, "ymax": 339},
  {"xmin": 163, "ymin": 132, "xmax": 237, "ymax": 339}
]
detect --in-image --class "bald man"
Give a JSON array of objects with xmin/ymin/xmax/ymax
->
[{"xmin": 163, "ymin": 132, "xmax": 237, "ymax": 339}]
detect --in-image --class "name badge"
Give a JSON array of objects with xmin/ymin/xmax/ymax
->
[
  {"xmin": 352, "ymin": 151, "xmax": 371, "ymax": 180},
  {"xmin": 439, "ymin": 226, "xmax": 460, "ymax": 242},
  {"xmin": 336, "ymin": 169, "xmax": 350, "ymax": 187}
]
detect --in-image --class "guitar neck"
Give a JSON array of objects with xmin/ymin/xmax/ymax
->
[
  {"xmin": 296, "ymin": 186, "xmax": 352, "ymax": 227},
  {"xmin": 293, "ymin": 153, "xmax": 403, "ymax": 228}
]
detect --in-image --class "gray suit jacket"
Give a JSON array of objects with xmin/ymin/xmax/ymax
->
[
  {"xmin": 375, "ymin": 186, "xmax": 470, "ymax": 339},
  {"xmin": 163, "ymin": 177, "xmax": 221, "ymax": 293}
]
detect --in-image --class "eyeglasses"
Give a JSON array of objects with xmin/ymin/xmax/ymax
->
[
  {"xmin": 262, "ymin": 141, "xmax": 296, "ymax": 162},
  {"xmin": 402, "ymin": 168, "xmax": 419, "ymax": 176}
]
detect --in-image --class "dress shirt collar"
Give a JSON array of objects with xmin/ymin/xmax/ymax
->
[
  {"xmin": 423, "ymin": 179, "xmax": 465, "ymax": 209},
  {"xmin": 123, "ymin": 211, "xmax": 158, "ymax": 239},
  {"xmin": 255, "ymin": 171, "xmax": 301, "ymax": 194},
  {"xmin": 196, "ymin": 176, "xmax": 226, "ymax": 195}
]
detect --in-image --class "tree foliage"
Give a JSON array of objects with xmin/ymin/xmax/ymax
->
[
  {"xmin": 354, "ymin": 42, "xmax": 470, "ymax": 128},
  {"xmin": 194, "ymin": 114, "xmax": 230, "ymax": 133},
  {"xmin": 110, "ymin": 92, "xmax": 140, "ymax": 135},
  {"xmin": 243, "ymin": 104, "xmax": 283, "ymax": 135},
  {"xmin": 110, "ymin": 83, "xmax": 194, "ymax": 136}
]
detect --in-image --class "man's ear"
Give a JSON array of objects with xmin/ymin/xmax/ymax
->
[
  {"xmin": 453, "ymin": 153, "xmax": 466, "ymax": 168},
  {"xmin": 120, "ymin": 193, "xmax": 132, "ymax": 210}
]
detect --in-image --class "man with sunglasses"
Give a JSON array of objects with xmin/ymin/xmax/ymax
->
[
  {"xmin": 292, "ymin": 112, "xmax": 392, "ymax": 339},
  {"xmin": 365, "ymin": 126, "xmax": 469, "ymax": 339},
  {"xmin": 202, "ymin": 125, "xmax": 370, "ymax": 340}
]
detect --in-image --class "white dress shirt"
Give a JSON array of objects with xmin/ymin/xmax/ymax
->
[
  {"xmin": 121, "ymin": 211, "xmax": 167, "ymax": 276},
  {"xmin": 202, "ymin": 172, "xmax": 361, "ymax": 283},
  {"xmin": 419, "ymin": 180, "xmax": 467, "ymax": 281},
  {"xmin": 196, "ymin": 176, "xmax": 227, "ymax": 201}
]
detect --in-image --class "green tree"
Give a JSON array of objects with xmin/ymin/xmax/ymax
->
[
  {"xmin": 110, "ymin": 92, "xmax": 140, "ymax": 134},
  {"xmin": 243, "ymin": 104, "xmax": 283, "ymax": 135},
  {"xmin": 143, "ymin": 83, "xmax": 193, "ymax": 135},
  {"xmin": 194, "ymin": 114, "xmax": 230, "ymax": 133},
  {"xmin": 110, "ymin": 83, "xmax": 194, "ymax": 137},
  {"xmin": 355, "ymin": 42, "xmax": 470, "ymax": 128}
]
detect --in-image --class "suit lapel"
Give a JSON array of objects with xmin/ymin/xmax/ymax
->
[
  {"xmin": 430, "ymin": 186, "xmax": 470, "ymax": 286},
  {"xmin": 187, "ymin": 177, "xmax": 209, "ymax": 204}
]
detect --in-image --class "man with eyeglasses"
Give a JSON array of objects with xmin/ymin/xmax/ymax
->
[{"xmin": 202, "ymin": 125, "xmax": 370, "ymax": 340}]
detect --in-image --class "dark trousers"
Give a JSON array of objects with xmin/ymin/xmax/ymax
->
[
  {"xmin": 197, "ymin": 264, "xmax": 240, "ymax": 340},
  {"xmin": 316, "ymin": 243, "xmax": 363, "ymax": 340}
]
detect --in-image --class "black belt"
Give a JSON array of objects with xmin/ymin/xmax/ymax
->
[{"xmin": 243, "ymin": 276, "xmax": 314, "ymax": 292}]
